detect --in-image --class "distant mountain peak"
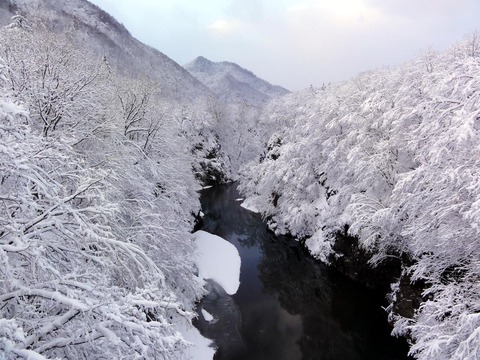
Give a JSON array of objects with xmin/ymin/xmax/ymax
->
[
  {"xmin": 193, "ymin": 55, "xmax": 211, "ymax": 63},
  {"xmin": 187, "ymin": 56, "xmax": 217, "ymax": 75},
  {"xmin": 184, "ymin": 56, "xmax": 289, "ymax": 107}
]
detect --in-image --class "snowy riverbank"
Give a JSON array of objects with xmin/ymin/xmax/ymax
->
[{"xmin": 186, "ymin": 230, "xmax": 242, "ymax": 359}]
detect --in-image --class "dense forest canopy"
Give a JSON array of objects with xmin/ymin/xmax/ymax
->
[
  {"xmin": 0, "ymin": 16, "xmax": 217, "ymax": 359},
  {"xmin": 239, "ymin": 32, "xmax": 480, "ymax": 360}
]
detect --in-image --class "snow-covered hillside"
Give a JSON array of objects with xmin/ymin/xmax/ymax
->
[
  {"xmin": 0, "ymin": 6, "xmax": 218, "ymax": 359},
  {"xmin": 0, "ymin": 0, "xmax": 212, "ymax": 102},
  {"xmin": 185, "ymin": 56, "xmax": 290, "ymax": 106},
  {"xmin": 239, "ymin": 34, "xmax": 480, "ymax": 360},
  {"xmin": 0, "ymin": 0, "xmax": 257, "ymax": 182}
]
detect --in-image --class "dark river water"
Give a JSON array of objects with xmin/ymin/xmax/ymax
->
[{"xmin": 194, "ymin": 183, "xmax": 411, "ymax": 360}]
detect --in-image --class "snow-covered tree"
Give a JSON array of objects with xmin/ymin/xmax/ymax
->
[
  {"xmin": 0, "ymin": 21, "xmax": 110, "ymax": 140},
  {"xmin": 0, "ymin": 96, "xmax": 197, "ymax": 358},
  {"xmin": 0, "ymin": 17, "xmax": 205, "ymax": 359},
  {"xmin": 239, "ymin": 32, "xmax": 480, "ymax": 360}
]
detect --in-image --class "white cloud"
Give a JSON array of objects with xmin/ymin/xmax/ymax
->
[
  {"xmin": 227, "ymin": 0, "xmax": 265, "ymax": 22},
  {"xmin": 89, "ymin": 0, "xmax": 480, "ymax": 90},
  {"xmin": 287, "ymin": 0, "xmax": 381, "ymax": 25},
  {"xmin": 208, "ymin": 19, "xmax": 243, "ymax": 34}
]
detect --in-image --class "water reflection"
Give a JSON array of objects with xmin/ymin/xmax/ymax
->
[
  {"xmin": 194, "ymin": 279, "xmax": 246, "ymax": 358},
  {"xmin": 196, "ymin": 183, "xmax": 411, "ymax": 360}
]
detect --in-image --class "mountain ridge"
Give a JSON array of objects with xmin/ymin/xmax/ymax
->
[{"xmin": 185, "ymin": 56, "xmax": 290, "ymax": 106}]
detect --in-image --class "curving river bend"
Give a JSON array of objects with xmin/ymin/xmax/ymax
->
[{"xmin": 194, "ymin": 183, "xmax": 411, "ymax": 360}]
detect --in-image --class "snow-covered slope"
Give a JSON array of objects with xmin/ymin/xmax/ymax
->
[
  {"xmin": 0, "ymin": 0, "xmax": 212, "ymax": 102},
  {"xmin": 0, "ymin": 2, "xmax": 224, "ymax": 358},
  {"xmin": 184, "ymin": 56, "xmax": 289, "ymax": 106},
  {"xmin": 239, "ymin": 34, "xmax": 480, "ymax": 360}
]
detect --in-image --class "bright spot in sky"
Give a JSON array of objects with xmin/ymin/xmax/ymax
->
[{"xmin": 209, "ymin": 19, "xmax": 242, "ymax": 33}]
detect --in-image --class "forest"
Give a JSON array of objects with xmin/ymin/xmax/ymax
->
[
  {"xmin": 239, "ymin": 33, "xmax": 480, "ymax": 360},
  {"xmin": 0, "ymin": 8, "xmax": 479, "ymax": 360},
  {"xmin": 0, "ymin": 16, "xmax": 219, "ymax": 358}
]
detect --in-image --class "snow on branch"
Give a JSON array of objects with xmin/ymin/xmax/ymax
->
[{"xmin": 239, "ymin": 32, "xmax": 480, "ymax": 360}]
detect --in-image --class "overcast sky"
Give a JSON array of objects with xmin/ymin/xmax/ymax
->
[{"xmin": 88, "ymin": 0, "xmax": 479, "ymax": 90}]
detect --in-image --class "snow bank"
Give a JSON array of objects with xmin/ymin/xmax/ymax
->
[
  {"xmin": 201, "ymin": 309, "xmax": 214, "ymax": 322},
  {"xmin": 193, "ymin": 230, "xmax": 241, "ymax": 295},
  {"xmin": 240, "ymin": 197, "xmax": 260, "ymax": 213},
  {"xmin": 176, "ymin": 318, "xmax": 216, "ymax": 360}
]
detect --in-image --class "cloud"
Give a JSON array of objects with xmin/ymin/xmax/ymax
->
[
  {"xmin": 227, "ymin": 0, "xmax": 265, "ymax": 22},
  {"xmin": 286, "ymin": 0, "xmax": 381, "ymax": 25},
  {"xmin": 243, "ymin": 0, "xmax": 480, "ymax": 89},
  {"xmin": 366, "ymin": 0, "xmax": 478, "ymax": 20},
  {"xmin": 89, "ymin": 0, "xmax": 480, "ymax": 90},
  {"xmin": 208, "ymin": 19, "xmax": 243, "ymax": 34}
]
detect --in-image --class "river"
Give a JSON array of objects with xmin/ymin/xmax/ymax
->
[{"xmin": 194, "ymin": 183, "xmax": 411, "ymax": 360}]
